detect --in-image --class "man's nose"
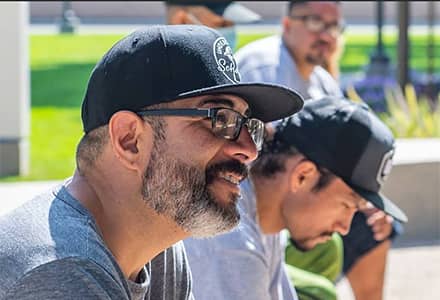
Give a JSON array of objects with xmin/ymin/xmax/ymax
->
[
  {"xmin": 332, "ymin": 213, "xmax": 355, "ymax": 236},
  {"xmin": 224, "ymin": 126, "xmax": 258, "ymax": 165},
  {"xmin": 318, "ymin": 29, "xmax": 335, "ymax": 43}
]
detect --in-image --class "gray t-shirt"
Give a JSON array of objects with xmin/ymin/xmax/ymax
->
[
  {"xmin": 184, "ymin": 179, "xmax": 297, "ymax": 300},
  {"xmin": 235, "ymin": 35, "xmax": 343, "ymax": 101},
  {"xmin": 0, "ymin": 181, "xmax": 193, "ymax": 300}
]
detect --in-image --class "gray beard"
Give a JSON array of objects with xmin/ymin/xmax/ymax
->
[{"xmin": 141, "ymin": 141, "xmax": 240, "ymax": 238}]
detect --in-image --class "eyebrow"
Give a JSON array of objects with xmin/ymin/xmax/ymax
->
[
  {"xmin": 201, "ymin": 98, "xmax": 234, "ymax": 108},
  {"xmin": 201, "ymin": 98, "xmax": 251, "ymax": 117},
  {"xmin": 307, "ymin": 14, "xmax": 343, "ymax": 25},
  {"xmin": 349, "ymin": 192, "xmax": 367, "ymax": 209}
]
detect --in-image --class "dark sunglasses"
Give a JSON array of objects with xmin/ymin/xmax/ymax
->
[
  {"xmin": 289, "ymin": 14, "xmax": 345, "ymax": 38},
  {"xmin": 136, "ymin": 107, "xmax": 265, "ymax": 150}
]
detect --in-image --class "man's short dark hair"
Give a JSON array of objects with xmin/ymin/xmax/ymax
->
[
  {"xmin": 287, "ymin": 1, "xmax": 340, "ymax": 15},
  {"xmin": 76, "ymin": 103, "xmax": 167, "ymax": 175},
  {"xmin": 250, "ymin": 145, "xmax": 300, "ymax": 178},
  {"xmin": 76, "ymin": 125, "xmax": 109, "ymax": 175},
  {"xmin": 250, "ymin": 138, "xmax": 335, "ymax": 191},
  {"xmin": 287, "ymin": 1, "xmax": 308, "ymax": 14}
]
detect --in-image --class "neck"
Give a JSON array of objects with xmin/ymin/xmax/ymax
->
[
  {"xmin": 66, "ymin": 169, "xmax": 188, "ymax": 281},
  {"xmin": 250, "ymin": 173, "xmax": 287, "ymax": 234},
  {"xmin": 282, "ymin": 35, "xmax": 314, "ymax": 80},
  {"xmin": 294, "ymin": 58, "xmax": 315, "ymax": 80}
]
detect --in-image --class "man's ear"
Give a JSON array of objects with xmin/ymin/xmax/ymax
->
[
  {"xmin": 288, "ymin": 160, "xmax": 320, "ymax": 193},
  {"xmin": 281, "ymin": 16, "xmax": 291, "ymax": 34},
  {"xmin": 108, "ymin": 111, "xmax": 154, "ymax": 173}
]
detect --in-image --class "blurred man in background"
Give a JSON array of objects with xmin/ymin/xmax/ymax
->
[{"xmin": 235, "ymin": 1, "xmax": 404, "ymax": 299}]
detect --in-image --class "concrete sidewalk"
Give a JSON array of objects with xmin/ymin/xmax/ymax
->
[
  {"xmin": 336, "ymin": 243, "xmax": 440, "ymax": 299},
  {"xmin": 0, "ymin": 180, "xmax": 61, "ymax": 215},
  {"xmin": 0, "ymin": 180, "xmax": 439, "ymax": 299}
]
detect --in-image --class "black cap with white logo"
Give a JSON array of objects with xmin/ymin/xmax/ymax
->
[
  {"xmin": 273, "ymin": 97, "xmax": 408, "ymax": 223},
  {"xmin": 81, "ymin": 25, "xmax": 303, "ymax": 133}
]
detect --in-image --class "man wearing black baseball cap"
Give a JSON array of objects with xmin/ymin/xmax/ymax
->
[
  {"xmin": 0, "ymin": 25, "xmax": 302, "ymax": 299},
  {"xmin": 272, "ymin": 98, "xmax": 407, "ymax": 224},
  {"xmin": 184, "ymin": 97, "xmax": 407, "ymax": 300}
]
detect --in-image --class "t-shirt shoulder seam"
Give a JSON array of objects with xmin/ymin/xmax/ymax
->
[
  {"xmin": 6, "ymin": 256, "xmax": 125, "ymax": 296},
  {"xmin": 52, "ymin": 189, "xmax": 91, "ymax": 218}
]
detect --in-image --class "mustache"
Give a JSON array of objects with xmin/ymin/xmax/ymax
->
[
  {"xmin": 311, "ymin": 40, "xmax": 329, "ymax": 48},
  {"xmin": 206, "ymin": 160, "xmax": 249, "ymax": 185},
  {"xmin": 320, "ymin": 232, "xmax": 333, "ymax": 237}
]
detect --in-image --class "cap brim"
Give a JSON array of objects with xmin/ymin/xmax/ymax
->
[
  {"xmin": 353, "ymin": 186, "xmax": 408, "ymax": 223},
  {"xmin": 222, "ymin": 3, "xmax": 262, "ymax": 24},
  {"xmin": 176, "ymin": 83, "xmax": 304, "ymax": 122}
]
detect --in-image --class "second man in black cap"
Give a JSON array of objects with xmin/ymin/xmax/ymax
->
[{"xmin": 184, "ymin": 97, "xmax": 407, "ymax": 300}]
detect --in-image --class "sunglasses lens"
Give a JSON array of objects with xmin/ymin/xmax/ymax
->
[
  {"xmin": 247, "ymin": 119, "xmax": 265, "ymax": 150},
  {"xmin": 213, "ymin": 109, "xmax": 241, "ymax": 140},
  {"xmin": 213, "ymin": 108, "xmax": 264, "ymax": 150},
  {"xmin": 306, "ymin": 17, "xmax": 324, "ymax": 33}
]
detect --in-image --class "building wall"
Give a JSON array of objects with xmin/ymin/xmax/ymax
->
[
  {"xmin": 30, "ymin": 1, "xmax": 440, "ymax": 24},
  {"xmin": 382, "ymin": 139, "xmax": 440, "ymax": 246}
]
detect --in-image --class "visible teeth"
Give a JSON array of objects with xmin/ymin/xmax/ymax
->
[{"xmin": 219, "ymin": 174, "xmax": 239, "ymax": 185}]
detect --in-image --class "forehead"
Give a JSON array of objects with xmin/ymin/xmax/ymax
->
[
  {"xmin": 325, "ymin": 177, "xmax": 367, "ymax": 207},
  {"xmin": 170, "ymin": 93, "xmax": 249, "ymax": 113},
  {"xmin": 294, "ymin": 2, "xmax": 341, "ymax": 20}
]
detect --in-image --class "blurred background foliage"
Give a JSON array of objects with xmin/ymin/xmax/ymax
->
[{"xmin": 347, "ymin": 83, "xmax": 440, "ymax": 138}]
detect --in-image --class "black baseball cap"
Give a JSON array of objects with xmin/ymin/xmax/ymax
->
[
  {"xmin": 165, "ymin": 1, "xmax": 262, "ymax": 24},
  {"xmin": 81, "ymin": 25, "xmax": 303, "ymax": 133},
  {"xmin": 273, "ymin": 97, "xmax": 408, "ymax": 223}
]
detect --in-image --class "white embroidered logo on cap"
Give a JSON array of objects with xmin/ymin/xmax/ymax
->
[
  {"xmin": 377, "ymin": 148, "xmax": 394, "ymax": 185},
  {"xmin": 213, "ymin": 37, "xmax": 241, "ymax": 84}
]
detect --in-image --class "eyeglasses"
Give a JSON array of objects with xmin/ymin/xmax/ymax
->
[
  {"xmin": 289, "ymin": 15, "xmax": 345, "ymax": 38},
  {"xmin": 136, "ymin": 107, "xmax": 265, "ymax": 150}
]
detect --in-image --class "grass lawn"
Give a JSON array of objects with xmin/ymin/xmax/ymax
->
[
  {"xmin": 1, "ymin": 31, "xmax": 439, "ymax": 181},
  {"xmin": 2, "ymin": 35, "xmax": 125, "ymax": 182}
]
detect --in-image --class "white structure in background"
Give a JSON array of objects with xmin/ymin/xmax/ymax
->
[{"xmin": 0, "ymin": 2, "xmax": 29, "ymax": 176}]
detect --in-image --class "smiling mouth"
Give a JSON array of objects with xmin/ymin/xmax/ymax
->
[
  {"xmin": 218, "ymin": 172, "xmax": 242, "ymax": 185},
  {"xmin": 317, "ymin": 234, "xmax": 333, "ymax": 242}
]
